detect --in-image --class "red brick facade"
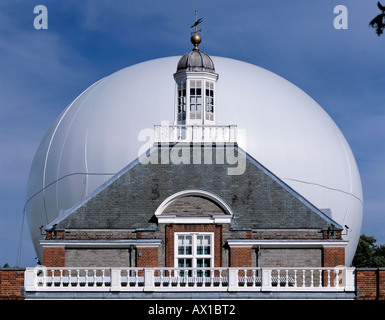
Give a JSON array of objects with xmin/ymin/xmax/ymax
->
[
  {"xmin": 230, "ymin": 247, "xmax": 252, "ymax": 269},
  {"xmin": 43, "ymin": 246, "xmax": 65, "ymax": 267},
  {"xmin": 356, "ymin": 268, "xmax": 385, "ymax": 300},
  {"xmin": 136, "ymin": 247, "xmax": 159, "ymax": 268},
  {"xmin": 323, "ymin": 247, "xmax": 345, "ymax": 267},
  {"xmin": 0, "ymin": 269, "xmax": 25, "ymax": 300}
]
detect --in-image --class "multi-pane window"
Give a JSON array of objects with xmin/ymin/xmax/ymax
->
[
  {"xmin": 177, "ymin": 82, "xmax": 186, "ymax": 121},
  {"xmin": 175, "ymin": 233, "xmax": 213, "ymax": 277},
  {"xmin": 189, "ymin": 80, "xmax": 202, "ymax": 120},
  {"xmin": 205, "ymin": 81, "xmax": 214, "ymax": 121}
]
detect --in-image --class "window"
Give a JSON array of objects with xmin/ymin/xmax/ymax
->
[
  {"xmin": 205, "ymin": 81, "xmax": 214, "ymax": 121},
  {"xmin": 175, "ymin": 233, "xmax": 213, "ymax": 277},
  {"xmin": 177, "ymin": 82, "xmax": 186, "ymax": 121},
  {"xmin": 189, "ymin": 80, "xmax": 202, "ymax": 120}
]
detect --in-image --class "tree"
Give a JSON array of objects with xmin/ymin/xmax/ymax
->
[{"xmin": 352, "ymin": 234, "xmax": 385, "ymax": 267}]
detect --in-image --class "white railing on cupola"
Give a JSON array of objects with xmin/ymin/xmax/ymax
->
[
  {"xmin": 24, "ymin": 266, "xmax": 355, "ymax": 293},
  {"xmin": 154, "ymin": 124, "xmax": 237, "ymax": 144}
]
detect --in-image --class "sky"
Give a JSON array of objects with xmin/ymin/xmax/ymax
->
[{"xmin": 0, "ymin": 0, "xmax": 384, "ymax": 267}]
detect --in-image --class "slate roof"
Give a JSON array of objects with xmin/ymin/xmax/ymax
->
[{"xmin": 46, "ymin": 145, "xmax": 342, "ymax": 231}]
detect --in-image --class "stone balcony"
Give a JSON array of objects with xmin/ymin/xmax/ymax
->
[{"xmin": 24, "ymin": 266, "xmax": 356, "ymax": 299}]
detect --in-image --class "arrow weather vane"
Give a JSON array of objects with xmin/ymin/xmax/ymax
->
[
  {"xmin": 369, "ymin": 1, "xmax": 385, "ymax": 36},
  {"xmin": 191, "ymin": 10, "xmax": 203, "ymax": 35}
]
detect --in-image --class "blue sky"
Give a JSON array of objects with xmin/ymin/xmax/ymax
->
[{"xmin": 1, "ymin": 0, "xmax": 384, "ymax": 267}]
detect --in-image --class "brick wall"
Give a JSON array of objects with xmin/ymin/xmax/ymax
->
[
  {"xmin": 0, "ymin": 269, "xmax": 25, "ymax": 300},
  {"xmin": 323, "ymin": 247, "xmax": 345, "ymax": 267},
  {"xmin": 230, "ymin": 247, "xmax": 252, "ymax": 268},
  {"xmin": 356, "ymin": 268, "xmax": 385, "ymax": 300},
  {"xmin": 136, "ymin": 247, "xmax": 159, "ymax": 268},
  {"xmin": 43, "ymin": 246, "xmax": 65, "ymax": 267}
]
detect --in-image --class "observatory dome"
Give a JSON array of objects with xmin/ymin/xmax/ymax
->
[{"xmin": 25, "ymin": 56, "xmax": 363, "ymax": 265}]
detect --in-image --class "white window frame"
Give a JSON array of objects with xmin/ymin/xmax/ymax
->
[
  {"xmin": 174, "ymin": 232, "xmax": 214, "ymax": 277},
  {"xmin": 205, "ymin": 81, "xmax": 214, "ymax": 121}
]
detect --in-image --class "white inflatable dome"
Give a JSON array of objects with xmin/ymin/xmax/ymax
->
[{"xmin": 25, "ymin": 56, "xmax": 363, "ymax": 265}]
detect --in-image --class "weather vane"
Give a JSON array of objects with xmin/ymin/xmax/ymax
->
[
  {"xmin": 369, "ymin": 1, "xmax": 385, "ymax": 36},
  {"xmin": 191, "ymin": 10, "xmax": 203, "ymax": 34},
  {"xmin": 190, "ymin": 10, "xmax": 203, "ymax": 50}
]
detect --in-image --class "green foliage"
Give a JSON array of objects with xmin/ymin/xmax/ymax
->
[{"xmin": 352, "ymin": 234, "xmax": 385, "ymax": 267}]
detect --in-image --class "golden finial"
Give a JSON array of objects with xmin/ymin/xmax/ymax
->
[{"xmin": 190, "ymin": 10, "xmax": 203, "ymax": 50}]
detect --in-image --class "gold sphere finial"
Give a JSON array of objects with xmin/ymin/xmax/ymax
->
[
  {"xmin": 191, "ymin": 33, "xmax": 201, "ymax": 50},
  {"xmin": 190, "ymin": 10, "xmax": 203, "ymax": 50}
]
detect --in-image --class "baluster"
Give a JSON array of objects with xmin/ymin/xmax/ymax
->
[
  {"xmin": 173, "ymin": 126, "xmax": 177, "ymax": 141},
  {"xmin": 93, "ymin": 270, "xmax": 97, "ymax": 286},
  {"xmin": 135, "ymin": 269, "xmax": 139, "ymax": 286},
  {"xmin": 335, "ymin": 269, "xmax": 339, "ymax": 287},
  {"xmin": 59, "ymin": 269, "xmax": 63, "ymax": 287},
  {"xmin": 277, "ymin": 269, "xmax": 281, "ymax": 287},
  {"xmin": 244, "ymin": 269, "xmax": 247, "ymax": 285},
  {"xmin": 310, "ymin": 270, "xmax": 314, "ymax": 287},
  {"xmin": 318, "ymin": 270, "xmax": 322, "ymax": 287},
  {"xmin": 219, "ymin": 269, "xmax": 223, "ymax": 286},
  {"xmin": 160, "ymin": 269, "xmax": 164, "ymax": 286},
  {"xmin": 252, "ymin": 269, "xmax": 256, "ymax": 287},
  {"xmin": 203, "ymin": 268, "xmax": 206, "ymax": 286},
  {"xmin": 42, "ymin": 268, "xmax": 46, "ymax": 287},
  {"xmin": 294, "ymin": 270, "xmax": 297, "ymax": 287},
  {"xmin": 285, "ymin": 270, "xmax": 289, "ymax": 287},
  {"xmin": 68, "ymin": 269, "xmax": 72, "ymax": 286},
  {"xmin": 51, "ymin": 269, "xmax": 55, "ymax": 286},
  {"xmin": 85, "ymin": 270, "xmax": 88, "ymax": 286},
  {"xmin": 76, "ymin": 269, "xmax": 80, "ymax": 286},
  {"xmin": 210, "ymin": 269, "xmax": 214, "ymax": 286},
  {"xmin": 302, "ymin": 270, "xmax": 306, "ymax": 287},
  {"xmin": 327, "ymin": 270, "xmax": 331, "ymax": 287}
]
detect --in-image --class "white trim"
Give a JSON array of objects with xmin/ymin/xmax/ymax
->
[
  {"xmin": 227, "ymin": 239, "xmax": 348, "ymax": 249},
  {"xmin": 40, "ymin": 239, "xmax": 162, "ymax": 249},
  {"xmin": 154, "ymin": 189, "xmax": 234, "ymax": 222},
  {"xmin": 156, "ymin": 214, "xmax": 231, "ymax": 224}
]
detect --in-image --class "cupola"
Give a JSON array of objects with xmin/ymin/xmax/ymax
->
[{"xmin": 173, "ymin": 11, "xmax": 219, "ymax": 126}]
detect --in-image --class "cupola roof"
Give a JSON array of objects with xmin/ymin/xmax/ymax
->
[{"xmin": 176, "ymin": 49, "xmax": 215, "ymax": 73}]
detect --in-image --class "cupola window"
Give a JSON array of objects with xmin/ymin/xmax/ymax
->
[
  {"xmin": 205, "ymin": 81, "xmax": 214, "ymax": 121},
  {"xmin": 177, "ymin": 82, "xmax": 186, "ymax": 121},
  {"xmin": 189, "ymin": 80, "xmax": 202, "ymax": 120}
]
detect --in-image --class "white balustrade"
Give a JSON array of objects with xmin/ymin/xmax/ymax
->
[
  {"xmin": 24, "ymin": 266, "xmax": 356, "ymax": 294},
  {"xmin": 154, "ymin": 125, "xmax": 237, "ymax": 144}
]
